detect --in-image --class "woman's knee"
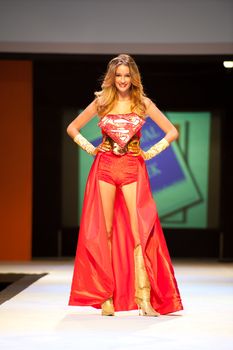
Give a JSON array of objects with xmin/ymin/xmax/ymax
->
[
  {"xmin": 106, "ymin": 225, "xmax": 113, "ymax": 239},
  {"xmin": 131, "ymin": 227, "xmax": 140, "ymax": 246}
]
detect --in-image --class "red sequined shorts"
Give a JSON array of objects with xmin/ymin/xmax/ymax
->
[{"xmin": 97, "ymin": 151, "xmax": 139, "ymax": 187}]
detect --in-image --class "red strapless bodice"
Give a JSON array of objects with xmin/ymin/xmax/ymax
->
[{"xmin": 97, "ymin": 113, "xmax": 145, "ymax": 147}]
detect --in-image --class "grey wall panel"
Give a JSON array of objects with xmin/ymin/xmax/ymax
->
[{"xmin": 0, "ymin": 0, "xmax": 232, "ymax": 54}]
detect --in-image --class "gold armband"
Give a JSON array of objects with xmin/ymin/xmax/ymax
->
[
  {"xmin": 142, "ymin": 138, "xmax": 170, "ymax": 160},
  {"xmin": 73, "ymin": 132, "xmax": 97, "ymax": 155}
]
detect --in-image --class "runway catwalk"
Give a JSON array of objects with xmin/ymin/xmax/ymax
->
[{"xmin": 0, "ymin": 259, "xmax": 232, "ymax": 350}]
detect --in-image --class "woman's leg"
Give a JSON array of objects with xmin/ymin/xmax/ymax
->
[
  {"xmin": 120, "ymin": 182, "xmax": 140, "ymax": 246},
  {"xmin": 98, "ymin": 179, "xmax": 116, "ymax": 316},
  {"xmin": 98, "ymin": 180, "xmax": 116, "ymax": 253},
  {"xmin": 121, "ymin": 182, "xmax": 160, "ymax": 316}
]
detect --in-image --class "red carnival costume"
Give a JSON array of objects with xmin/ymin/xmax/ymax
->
[{"xmin": 69, "ymin": 113, "xmax": 183, "ymax": 315}]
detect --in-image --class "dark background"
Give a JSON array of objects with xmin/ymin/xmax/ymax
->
[{"xmin": 2, "ymin": 53, "xmax": 232, "ymax": 260}]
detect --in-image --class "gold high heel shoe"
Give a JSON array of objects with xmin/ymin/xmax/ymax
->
[
  {"xmin": 101, "ymin": 297, "xmax": 115, "ymax": 316},
  {"xmin": 134, "ymin": 244, "xmax": 160, "ymax": 317}
]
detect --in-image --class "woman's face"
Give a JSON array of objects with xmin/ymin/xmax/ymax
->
[{"xmin": 114, "ymin": 64, "xmax": 132, "ymax": 93}]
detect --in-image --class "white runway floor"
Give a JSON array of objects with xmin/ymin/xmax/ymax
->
[{"xmin": 0, "ymin": 259, "xmax": 232, "ymax": 350}]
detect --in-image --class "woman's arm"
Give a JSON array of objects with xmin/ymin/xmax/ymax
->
[
  {"xmin": 67, "ymin": 99, "xmax": 98, "ymax": 155},
  {"xmin": 67, "ymin": 99, "xmax": 98, "ymax": 138},
  {"xmin": 140, "ymin": 97, "xmax": 179, "ymax": 160},
  {"xmin": 144, "ymin": 97, "xmax": 179, "ymax": 143}
]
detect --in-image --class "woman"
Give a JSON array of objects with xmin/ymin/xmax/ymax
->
[{"xmin": 67, "ymin": 54, "xmax": 183, "ymax": 317}]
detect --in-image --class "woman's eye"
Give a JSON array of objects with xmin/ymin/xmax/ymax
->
[{"xmin": 116, "ymin": 74, "xmax": 130, "ymax": 77}]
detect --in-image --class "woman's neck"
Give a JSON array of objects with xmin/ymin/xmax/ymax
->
[{"xmin": 116, "ymin": 92, "xmax": 131, "ymax": 101}]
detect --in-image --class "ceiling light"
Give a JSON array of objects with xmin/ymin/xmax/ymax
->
[{"xmin": 223, "ymin": 61, "xmax": 233, "ymax": 68}]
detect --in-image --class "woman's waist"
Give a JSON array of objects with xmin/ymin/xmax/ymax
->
[{"xmin": 99, "ymin": 134, "xmax": 141, "ymax": 156}]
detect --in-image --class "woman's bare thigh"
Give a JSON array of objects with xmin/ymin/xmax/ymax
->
[
  {"xmin": 98, "ymin": 180, "xmax": 116, "ymax": 236},
  {"xmin": 121, "ymin": 181, "xmax": 140, "ymax": 246}
]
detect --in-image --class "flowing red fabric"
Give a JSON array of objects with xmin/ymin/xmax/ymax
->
[{"xmin": 68, "ymin": 151, "xmax": 184, "ymax": 314}]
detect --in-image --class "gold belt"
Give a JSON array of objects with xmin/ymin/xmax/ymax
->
[{"xmin": 101, "ymin": 135, "xmax": 141, "ymax": 156}]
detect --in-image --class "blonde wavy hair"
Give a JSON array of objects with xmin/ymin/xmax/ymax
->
[{"xmin": 95, "ymin": 54, "xmax": 147, "ymax": 118}]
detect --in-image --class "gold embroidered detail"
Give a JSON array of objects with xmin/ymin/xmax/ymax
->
[{"xmin": 98, "ymin": 135, "xmax": 141, "ymax": 156}]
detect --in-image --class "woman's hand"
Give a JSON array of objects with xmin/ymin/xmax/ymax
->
[
  {"xmin": 93, "ymin": 148, "xmax": 99, "ymax": 155},
  {"xmin": 139, "ymin": 149, "xmax": 147, "ymax": 160},
  {"xmin": 97, "ymin": 138, "xmax": 112, "ymax": 153}
]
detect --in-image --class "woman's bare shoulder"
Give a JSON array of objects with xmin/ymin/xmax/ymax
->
[{"xmin": 143, "ymin": 96, "xmax": 154, "ymax": 109}]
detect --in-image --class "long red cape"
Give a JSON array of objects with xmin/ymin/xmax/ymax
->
[{"xmin": 68, "ymin": 152, "xmax": 183, "ymax": 314}]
